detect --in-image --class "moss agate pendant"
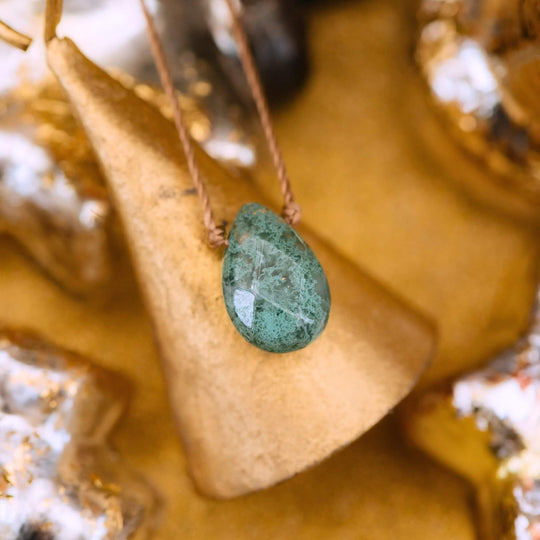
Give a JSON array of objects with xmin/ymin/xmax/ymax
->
[{"xmin": 222, "ymin": 203, "xmax": 331, "ymax": 353}]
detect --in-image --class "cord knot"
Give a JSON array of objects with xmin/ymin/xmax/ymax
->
[
  {"xmin": 208, "ymin": 224, "xmax": 229, "ymax": 248},
  {"xmin": 282, "ymin": 202, "xmax": 302, "ymax": 226}
]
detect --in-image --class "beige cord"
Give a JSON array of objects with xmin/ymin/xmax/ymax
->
[
  {"xmin": 223, "ymin": 0, "xmax": 301, "ymax": 226},
  {"xmin": 140, "ymin": 0, "xmax": 228, "ymax": 247}
]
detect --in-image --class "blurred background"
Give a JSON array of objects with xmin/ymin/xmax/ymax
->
[{"xmin": 0, "ymin": 0, "xmax": 539, "ymax": 538}]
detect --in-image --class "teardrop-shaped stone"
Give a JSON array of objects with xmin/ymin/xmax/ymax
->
[{"xmin": 222, "ymin": 203, "xmax": 331, "ymax": 353}]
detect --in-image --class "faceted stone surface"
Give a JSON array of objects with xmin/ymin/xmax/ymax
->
[{"xmin": 222, "ymin": 203, "xmax": 331, "ymax": 353}]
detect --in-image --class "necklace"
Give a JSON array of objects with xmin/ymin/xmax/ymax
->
[{"xmin": 140, "ymin": 0, "xmax": 330, "ymax": 353}]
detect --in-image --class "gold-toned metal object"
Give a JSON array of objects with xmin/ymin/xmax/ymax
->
[
  {"xmin": 416, "ymin": 0, "xmax": 540, "ymax": 223},
  {"xmin": 410, "ymin": 5, "xmax": 540, "ymax": 535},
  {"xmin": 0, "ymin": 81, "xmax": 114, "ymax": 296},
  {"xmin": 46, "ymin": 35, "xmax": 436, "ymax": 498},
  {"xmin": 0, "ymin": 0, "xmax": 257, "ymax": 169},
  {"xmin": 0, "ymin": 328, "xmax": 157, "ymax": 539},
  {"xmin": 0, "ymin": 20, "xmax": 31, "ymax": 51},
  {"xmin": 405, "ymin": 286, "xmax": 540, "ymax": 539}
]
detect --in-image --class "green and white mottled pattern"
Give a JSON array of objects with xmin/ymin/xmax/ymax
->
[{"xmin": 222, "ymin": 203, "xmax": 331, "ymax": 353}]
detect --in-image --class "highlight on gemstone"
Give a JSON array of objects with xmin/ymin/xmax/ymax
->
[{"xmin": 222, "ymin": 203, "xmax": 331, "ymax": 353}]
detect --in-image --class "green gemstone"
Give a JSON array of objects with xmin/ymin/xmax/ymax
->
[{"xmin": 222, "ymin": 203, "xmax": 331, "ymax": 353}]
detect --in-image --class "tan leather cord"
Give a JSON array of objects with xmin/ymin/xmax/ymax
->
[
  {"xmin": 223, "ymin": 0, "xmax": 301, "ymax": 226},
  {"xmin": 140, "ymin": 0, "xmax": 228, "ymax": 247},
  {"xmin": 140, "ymin": 0, "xmax": 301, "ymax": 248}
]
